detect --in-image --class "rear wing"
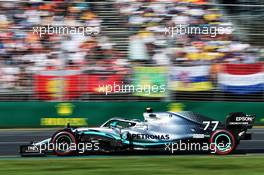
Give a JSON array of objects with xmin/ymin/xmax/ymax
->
[{"xmin": 225, "ymin": 112, "xmax": 255, "ymax": 130}]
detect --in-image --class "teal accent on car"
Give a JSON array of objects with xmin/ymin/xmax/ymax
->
[
  {"xmin": 121, "ymin": 139, "xmax": 176, "ymax": 146},
  {"xmin": 132, "ymin": 141, "xmax": 172, "ymax": 146},
  {"xmin": 82, "ymin": 131, "xmax": 121, "ymax": 140}
]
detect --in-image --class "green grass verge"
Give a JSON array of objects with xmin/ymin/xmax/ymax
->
[{"xmin": 0, "ymin": 156, "xmax": 264, "ymax": 175}]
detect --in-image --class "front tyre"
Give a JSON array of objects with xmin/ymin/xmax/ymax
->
[
  {"xmin": 210, "ymin": 129, "xmax": 236, "ymax": 155},
  {"xmin": 51, "ymin": 130, "xmax": 78, "ymax": 156}
]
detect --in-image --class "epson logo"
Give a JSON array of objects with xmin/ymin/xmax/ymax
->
[{"xmin": 236, "ymin": 117, "xmax": 253, "ymax": 122}]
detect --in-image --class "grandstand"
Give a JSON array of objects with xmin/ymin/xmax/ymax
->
[{"xmin": 0, "ymin": 0, "xmax": 263, "ymax": 101}]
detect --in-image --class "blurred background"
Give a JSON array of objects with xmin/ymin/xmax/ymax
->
[{"xmin": 0, "ymin": 0, "xmax": 263, "ymax": 102}]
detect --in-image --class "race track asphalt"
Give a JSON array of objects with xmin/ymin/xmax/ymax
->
[{"xmin": 0, "ymin": 128, "xmax": 263, "ymax": 156}]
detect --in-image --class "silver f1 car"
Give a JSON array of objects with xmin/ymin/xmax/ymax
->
[{"xmin": 20, "ymin": 108, "xmax": 255, "ymax": 156}]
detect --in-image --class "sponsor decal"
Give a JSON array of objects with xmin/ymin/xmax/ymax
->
[
  {"xmin": 229, "ymin": 116, "xmax": 254, "ymax": 125},
  {"xmin": 26, "ymin": 145, "xmax": 39, "ymax": 153},
  {"xmin": 56, "ymin": 103, "xmax": 74, "ymax": 116},
  {"xmin": 192, "ymin": 134, "xmax": 205, "ymax": 139},
  {"xmin": 41, "ymin": 118, "xmax": 87, "ymax": 126},
  {"xmin": 168, "ymin": 103, "xmax": 184, "ymax": 112},
  {"xmin": 235, "ymin": 117, "xmax": 254, "ymax": 122},
  {"xmin": 131, "ymin": 134, "xmax": 170, "ymax": 140},
  {"xmin": 41, "ymin": 103, "xmax": 88, "ymax": 126}
]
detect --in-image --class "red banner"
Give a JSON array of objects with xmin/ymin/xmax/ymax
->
[
  {"xmin": 34, "ymin": 71, "xmax": 82, "ymax": 100},
  {"xmin": 34, "ymin": 70, "xmax": 127, "ymax": 100}
]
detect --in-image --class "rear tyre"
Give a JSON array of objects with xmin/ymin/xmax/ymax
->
[
  {"xmin": 209, "ymin": 129, "xmax": 236, "ymax": 155},
  {"xmin": 51, "ymin": 130, "xmax": 78, "ymax": 156}
]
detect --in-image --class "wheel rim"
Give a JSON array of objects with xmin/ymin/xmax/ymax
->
[
  {"xmin": 56, "ymin": 135, "xmax": 73, "ymax": 153},
  {"xmin": 210, "ymin": 130, "xmax": 235, "ymax": 155},
  {"xmin": 214, "ymin": 133, "xmax": 232, "ymax": 152},
  {"xmin": 52, "ymin": 131, "xmax": 77, "ymax": 155}
]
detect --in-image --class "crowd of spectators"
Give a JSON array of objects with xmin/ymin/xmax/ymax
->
[
  {"xmin": 116, "ymin": 0, "xmax": 260, "ymax": 66},
  {"xmin": 0, "ymin": 1, "xmax": 126, "ymax": 91},
  {"xmin": 0, "ymin": 0, "xmax": 262, "ymax": 94}
]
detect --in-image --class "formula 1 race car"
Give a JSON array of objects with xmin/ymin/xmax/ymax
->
[{"xmin": 20, "ymin": 108, "xmax": 255, "ymax": 156}]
